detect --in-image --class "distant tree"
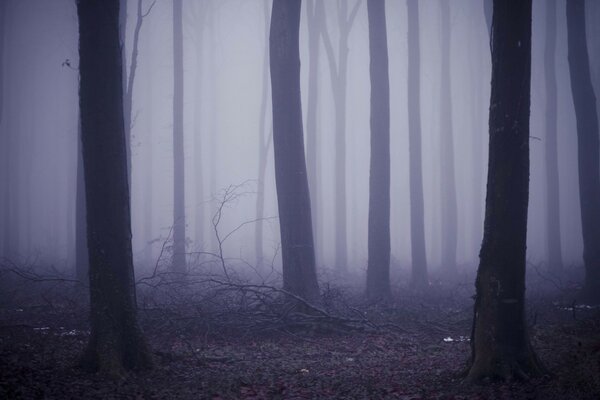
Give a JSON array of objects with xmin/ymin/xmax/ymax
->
[
  {"xmin": 305, "ymin": 0, "xmax": 321, "ymax": 264},
  {"xmin": 255, "ymin": 0, "xmax": 272, "ymax": 268},
  {"xmin": 466, "ymin": 0, "xmax": 545, "ymax": 381},
  {"xmin": 270, "ymin": 0, "xmax": 320, "ymax": 302},
  {"xmin": 439, "ymin": 0, "xmax": 458, "ymax": 272},
  {"xmin": 321, "ymin": 0, "xmax": 361, "ymax": 272},
  {"xmin": 544, "ymin": 0, "xmax": 562, "ymax": 273},
  {"xmin": 172, "ymin": 0, "xmax": 186, "ymax": 273},
  {"xmin": 567, "ymin": 0, "xmax": 600, "ymax": 303},
  {"xmin": 76, "ymin": 0, "xmax": 151, "ymax": 373},
  {"xmin": 365, "ymin": 0, "xmax": 391, "ymax": 300},
  {"xmin": 406, "ymin": 0, "xmax": 428, "ymax": 289}
]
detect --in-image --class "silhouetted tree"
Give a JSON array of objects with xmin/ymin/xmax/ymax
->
[
  {"xmin": 365, "ymin": 0, "xmax": 390, "ymax": 300},
  {"xmin": 439, "ymin": 0, "xmax": 458, "ymax": 272},
  {"xmin": 172, "ymin": 0, "xmax": 186, "ymax": 273},
  {"xmin": 270, "ymin": 0, "xmax": 319, "ymax": 302},
  {"xmin": 321, "ymin": 0, "xmax": 360, "ymax": 272},
  {"xmin": 77, "ymin": 0, "xmax": 151, "ymax": 373},
  {"xmin": 567, "ymin": 0, "xmax": 600, "ymax": 303},
  {"xmin": 466, "ymin": 0, "xmax": 545, "ymax": 382},
  {"xmin": 407, "ymin": 0, "xmax": 428, "ymax": 289},
  {"xmin": 544, "ymin": 0, "xmax": 562, "ymax": 273}
]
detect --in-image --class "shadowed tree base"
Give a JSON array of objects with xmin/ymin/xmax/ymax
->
[{"xmin": 465, "ymin": 343, "xmax": 547, "ymax": 382}]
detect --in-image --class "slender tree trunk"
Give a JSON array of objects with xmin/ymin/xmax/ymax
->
[
  {"xmin": 466, "ymin": 0, "xmax": 545, "ymax": 382},
  {"xmin": 439, "ymin": 0, "xmax": 457, "ymax": 272},
  {"xmin": 256, "ymin": 0, "xmax": 271, "ymax": 268},
  {"xmin": 567, "ymin": 0, "xmax": 600, "ymax": 303},
  {"xmin": 305, "ymin": 0, "xmax": 320, "ymax": 266},
  {"xmin": 76, "ymin": 118, "xmax": 88, "ymax": 283},
  {"xmin": 77, "ymin": 0, "xmax": 151, "ymax": 374},
  {"xmin": 365, "ymin": 0, "xmax": 391, "ymax": 300},
  {"xmin": 194, "ymin": 5, "xmax": 205, "ymax": 253},
  {"xmin": 0, "ymin": 0, "xmax": 8, "ymax": 256},
  {"xmin": 208, "ymin": 6, "xmax": 218, "ymax": 250},
  {"xmin": 270, "ymin": 0, "xmax": 319, "ymax": 302},
  {"xmin": 172, "ymin": 0, "xmax": 186, "ymax": 273},
  {"xmin": 407, "ymin": 0, "xmax": 428, "ymax": 289},
  {"xmin": 544, "ymin": 0, "xmax": 562, "ymax": 274}
]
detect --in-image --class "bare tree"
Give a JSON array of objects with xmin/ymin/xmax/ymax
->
[
  {"xmin": 406, "ymin": 0, "xmax": 428, "ymax": 289},
  {"xmin": 466, "ymin": 0, "xmax": 545, "ymax": 382},
  {"xmin": 270, "ymin": 0, "xmax": 319, "ymax": 302},
  {"xmin": 365, "ymin": 0, "xmax": 391, "ymax": 300},
  {"xmin": 77, "ymin": 0, "xmax": 151, "ymax": 374},
  {"xmin": 567, "ymin": 0, "xmax": 600, "ymax": 303}
]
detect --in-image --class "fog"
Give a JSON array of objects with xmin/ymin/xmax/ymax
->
[{"xmin": 1, "ymin": 0, "xmax": 599, "ymax": 283}]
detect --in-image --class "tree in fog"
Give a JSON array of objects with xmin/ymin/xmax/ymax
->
[
  {"xmin": 172, "ymin": 0, "xmax": 186, "ymax": 273},
  {"xmin": 406, "ymin": 0, "xmax": 428, "ymax": 289},
  {"xmin": 321, "ymin": 0, "xmax": 361, "ymax": 272},
  {"xmin": 566, "ymin": 0, "xmax": 600, "ymax": 303},
  {"xmin": 255, "ymin": 0, "xmax": 272, "ymax": 268},
  {"xmin": 365, "ymin": 0, "xmax": 390, "ymax": 300},
  {"xmin": 0, "ymin": 0, "xmax": 8, "ymax": 256},
  {"xmin": 466, "ymin": 0, "xmax": 545, "ymax": 381},
  {"xmin": 75, "ymin": 119, "xmax": 88, "ymax": 283},
  {"xmin": 270, "ymin": 0, "xmax": 319, "ymax": 302},
  {"xmin": 439, "ymin": 0, "xmax": 458, "ymax": 272},
  {"xmin": 77, "ymin": 0, "xmax": 151, "ymax": 373},
  {"xmin": 544, "ymin": 0, "xmax": 562, "ymax": 273},
  {"xmin": 305, "ymin": 0, "xmax": 321, "ymax": 263}
]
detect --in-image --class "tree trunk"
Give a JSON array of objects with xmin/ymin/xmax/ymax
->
[
  {"xmin": 193, "ymin": 4, "xmax": 205, "ymax": 253},
  {"xmin": 172, "ymin": 0, "xmax": 186, "ymax": 273},
  {"xmin": 76, "ymin": 117, "xmax": 88, "ymax": 283},
  {"xmin": 567, "ymin": 0, "xmax": 600, "ymax": 303},
  {"xmin": 256, "ymin": 0, "xmax": 271, "ymax": 268},
  {"xmin": 466, "ymin": 0, "xmax": 545, "ymax": 382},
  {"xmin": 305, "ymin": 0, "xmax": 320, "ymax": 267},
  {"xmin": 0, "ymin": 0, "xmax": 8, "ymax": 256},
  {"xmin": 76, "ymin": 0, "xmax": 151, "ymax": 374},
  {"xmin": 544, "ymin": 0, "xmax": 562, "ymax": 274},
  {"xmin": 365, "ymin": 0, "xmax": 391, "ymax": 300},
  {"xmin": 407, "ymin": 0, "xmax": 428, "ymax": 289},
  {"xmin": 439, "ymin": 0, "xmax": 458, "ymax": 272},
  {"xmin": 270, "ymin": 0, "xmax": 319, "ymax": 302}
]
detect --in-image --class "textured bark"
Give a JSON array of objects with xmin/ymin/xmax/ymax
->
[
  {"xmin": 407, "ymin": 0, "xmax": 428, "ymax": 289},
  {"xmin": 256, "ymin": 0, "xmax": 271, "ymax": 268},
  {"xmin": 172, "ymin": 0, "xmax": 186, "ymax": 273},
  {"xmin": 270, "ymin": 0, "xmax": 319, "ymax": 302},
  {"xmin": 305, "ymin": 0, "xmax": 321, "ymax": 266},
  {"xmin": 77, "ymin": 0, "xmax": 151, "ymax": 374},
  {"xmin": 365, "ymin": 0, "xmax": 391, "ymax": 300},
  {"xmin": 439, "ymin": 0, "xmax": 458, "ymax": 272},
  {"xmin": 544, "ymin": 0, "xmax": 562, "ymax": 274},
  {"xmin": 567, "ymin": 0, "xmax": 600, "ymax": 303},
  {"xmin": 467, "ymin": 0, "xmax": 545, "ymax": 382}
]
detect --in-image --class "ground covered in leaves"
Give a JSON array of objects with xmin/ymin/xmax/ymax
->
[{"xmin": 1, "ymin": 270, "xmax": 600, "ymax": 399}]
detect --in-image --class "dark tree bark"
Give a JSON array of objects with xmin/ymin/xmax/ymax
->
[
  {"xmin": 439, "ymin": 0, "xmax": 458, "ymax": 272},
  {"xmin": 365, "ymin": 0, "xmax": 390, "ymax": 300},
  {"xmin": 76, "ymin": 118, "xmax": 88, "ymax": 284},
  {"xmin": 256, "ymin": 0, "xmax": 272, "ymax": 268},
  {"xmin": 172, "ymin": 0, "xmax": 186, "ymax": 273},
  {"xmin": 544, "ymin": 0, "xmax": 562, "ymax": 274},
  {"xmin": 321, "ymin": 0, "xmax": 361, "ymax": 272},
  {"xmin": 76, "ymin": 0, "xmax": 151, "ymax": 374},
  {"xmin": 270, "ymin": 0, "xmax": 320, "ymax": 302},
  {"xmin": 407, "ymin": 0, "xmax": 428, "ymax": 289},
  {"xmin": 305, "ymin": 0, "xmax": 321, "ymax": 266},
  {"xmin": 567, "ymin": 0, "xmax": 600, "ymax": 303},
  {"xmin": 466, "ymin": 0, "xmax": 545, "ymax": 382}
]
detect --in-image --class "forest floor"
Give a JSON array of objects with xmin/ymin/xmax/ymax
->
[{"xmin": 1, "ymin": 267, "xmax": 600, "ymax": 399}]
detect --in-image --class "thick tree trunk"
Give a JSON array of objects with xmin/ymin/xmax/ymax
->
[
  {"xmin": 256, "ymin": 0, "xmax": 271, "ymax": 268},
  {"xmin": 407, "ymin": 0, "xmax": 428, "ymax": 289},
  {"xmin": 305, "ymin": 0, "xmax": 320, "ymax": 267},
  {"xmin": 466, "ymin": 0, "xmax": 545, "ymax": 382},
  {"xmin": 439, "ymin": 0, "xmax": 458, "ymax": 272},
  {"xmin": 270, "ymin": 0, "xmax": 319, "ymax": 302},
  {"xmin": 172, "ymin": 0, "xmax": 186, "ymax": 273},
  {"xmin": 544, "ymin": 0, "xmax": 562, "ymax": 274},
  {"xmin": 567, "ymin": 0, "xmax": 600, "ymax": 303},
  {"xmin": 365, "ymin": 0, "xmax": 391, "ymax": 300},
  {"xmin": 77, "ymin": 0, "xmax": 151, "ymax": 374}
]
